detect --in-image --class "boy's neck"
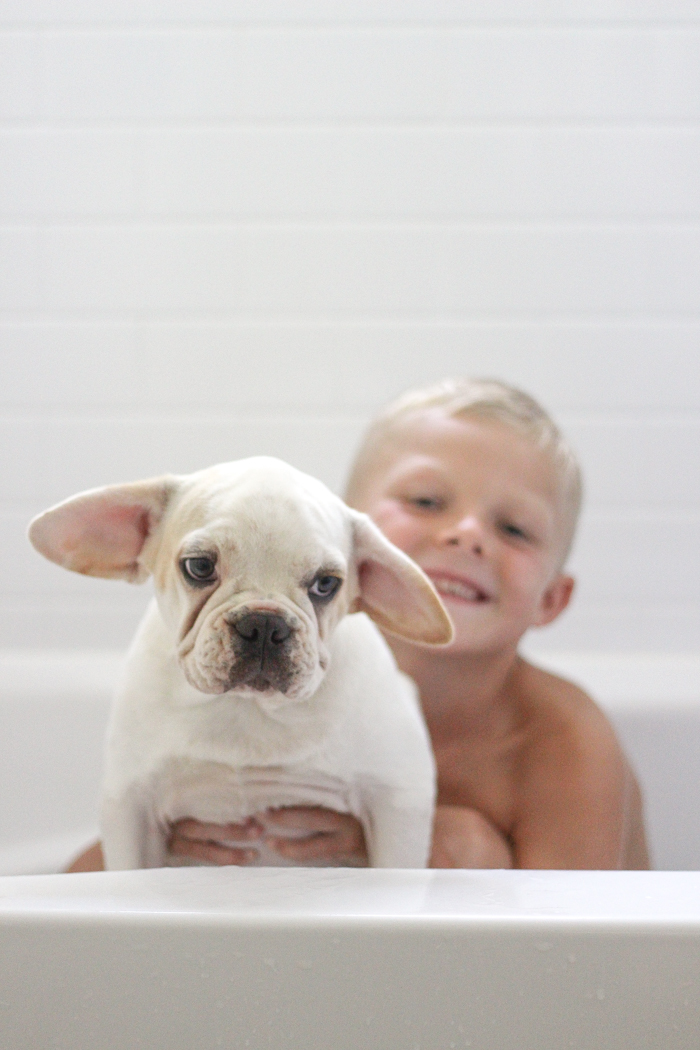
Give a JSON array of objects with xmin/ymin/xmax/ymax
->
[{"xmin": 385, "ymin": 636, "xmax": 523, "ymax": 736}]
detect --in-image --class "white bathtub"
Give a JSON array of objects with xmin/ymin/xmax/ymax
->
[{"xmin": 1, "ymin": 649, "xmax": 699, "ymax": 1048}]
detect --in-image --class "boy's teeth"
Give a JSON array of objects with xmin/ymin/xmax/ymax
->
[{"xmin": 437, "ymin": 579, "xmax": 483, "ymax": 601}]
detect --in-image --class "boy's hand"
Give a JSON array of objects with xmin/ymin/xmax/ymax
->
[
  {"xmin": 430, "ymin": 804, "xmax": 514, "ymax": 869},
  {"xmin": 168, "ymin": 817, "xmax": 266, "ymax": 866},
  {"xmin": 168, "ymin": 808, "xmax": 369, "ymax": 867},
  {"xmin": 262, "ymin": 807, "xmax": 369, "ymax": 865}
]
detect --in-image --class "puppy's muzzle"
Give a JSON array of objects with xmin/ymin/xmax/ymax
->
[{"xmin": 227, "ymin": 610, "xmax": 298, "ymax": 694}]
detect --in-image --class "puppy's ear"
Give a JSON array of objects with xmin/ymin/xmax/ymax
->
[
  {"xmin": 350, "ymin": 512, "xmax": 453, "ymax": 646},
  {"xmin": 28, "ymin": 477, "xmax": 177, "ymax": 582}
]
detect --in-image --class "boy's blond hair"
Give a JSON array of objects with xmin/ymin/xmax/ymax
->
[{"xmin": 345, "ymin": 377, "xmax": 582, "ymax": 565}]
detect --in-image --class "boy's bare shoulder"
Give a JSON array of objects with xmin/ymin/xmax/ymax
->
[
  {"xmin": 512, "ymin": 657, "xmax": 624, "ymax": 771},
  {"xmin": 506, "ymin": 659, "xmax": 646, "ymax": 869}
]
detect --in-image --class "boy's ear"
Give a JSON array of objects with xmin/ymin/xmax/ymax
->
[
  {"xmin": 349, "ymin": 512, "xmax": 454, "ymax": 646},
  {"xmin": 28, "ymin": 477, "xmax": 178, "ymax": 583},
  {"xmin": 533, "ymin": 574, "xmax": 575, "ymax": 628}
]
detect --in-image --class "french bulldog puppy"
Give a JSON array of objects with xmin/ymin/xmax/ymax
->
[{"xmin": 29, "ymin": 458, "xmax": 453, "ymax": 869}]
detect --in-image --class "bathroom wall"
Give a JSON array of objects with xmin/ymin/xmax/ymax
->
[{"xmin": 1, "ymin": 2, "xmax": 698, "ymax": 654}]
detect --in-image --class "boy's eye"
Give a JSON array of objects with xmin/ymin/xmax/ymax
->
[
  {"xmin": 500, "ymin": 522, "xmax": 528, "ymax": 541},
  {"xmin": 181, "ymin": 555, "xmax": 217, "ymax": 584},
  {"xmin": 407, "ymin": 495, "xmax": 444, "ymax": 511}
]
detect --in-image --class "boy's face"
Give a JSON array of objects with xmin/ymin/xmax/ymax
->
[{"xmin": 352, "ymin": 410, "xmax": 574, "ymax": 655}]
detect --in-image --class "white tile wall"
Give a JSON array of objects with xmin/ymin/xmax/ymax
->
[
  {"xmin": 6, "ymin": 224, "xmax": 694, "ymax": 318},
  {"xmin": 3, "ymin": 2, "xmax": 700, "ymax": 24},
  {"xmin": 6, "ymin": 127, "xmax": 700, "ymax": 221},
  {"xmin": 11, "ymin": 27, "xmax": 700, "ymax": 123},
  {"xmin": 0, "ymin": 33, "xmax": 37, "ymax": 120},
  {"xmin": 1, "ymin": 2, "xmax": 698, "ymax": 652},
  {"xmin": 3, "ymin": 324, "xmax": 699, "ymax": 410}
]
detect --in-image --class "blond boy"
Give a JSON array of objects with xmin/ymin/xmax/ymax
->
[{"xmin": 70, "ymin": 378, "xmax": 649, "ymax": 872}]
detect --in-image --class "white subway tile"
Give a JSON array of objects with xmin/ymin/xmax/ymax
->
[
  {"xmin": 11, "ymin": 124, "xmax": 698, "ymax": 223},
  {"xmin": 0, "ymin": 327, "xmax": 140, "ymax": 405},
  {"xmin": 0, "ymin": 598, "xmax": 149, "ymax": 650},
  {"xmin": 569, "ymin": 512, "xmax": 700, "ymax": 602},
  {"xmin": 235, "ymin": 27, "xmax": 700, "ymax": 122},
  {"xmin": 0, "ymin": 32, "xmax": 38, "ymax": 119},
  {"xmin": 135, "ymin": 128, "xmax": 700, "ymax": 221},
  {"xmin": 1, "ymin": 417, "xmax": 365, "ymax": 503},
  {"xmin": 524, "ymin": 602, "xmax": 700, "ymax": 655},
  {"xmin": 0, "ymin": 132, "xmax": 135, "ymax": 218},
  {"xmin": 0, "ymin": 228, "xmax": 39, "ymax": 312},
  {"xmin": 31, "ymin": 27, "xmax": 700, "ymax": 121},
  {"xmin": 38, "ymin": 30, "xmax": 246, "ymax": 121},
  {"xmin": 1, "ymin": 323, "xmax": 699, "ymax": 413},
  {"xmin": 4, "ymin": 2, "xmax": 700, "ymax": 25},
  {"xmin": 238, "ymin": 27, "xmax": 700, "ymax": 122},
  {"xmin": 37, "ymin": 226, "xmax": 140, "ymax": 314},
  {"xmin": 3, "ymin": 2, "xmax": 700, "ymax": 26},
  {"xmin": 33, "ymin": 225, "xmax": 700, "ymax": 318},
  {"xmin": 566, "ymin": 420, "xmax": 700, "ymax": 509}
]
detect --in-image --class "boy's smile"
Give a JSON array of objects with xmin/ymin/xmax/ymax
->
[{"xmin": 353, "ymin": 409, "xmax": 574, "ymax": 654}]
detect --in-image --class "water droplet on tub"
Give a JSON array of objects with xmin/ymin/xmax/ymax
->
[{"xmin": 596, "ymin": 988, "xmax": 606, "ymax": 1001}]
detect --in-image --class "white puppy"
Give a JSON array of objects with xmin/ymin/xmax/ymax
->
[{"xmin": 29, "ymin": 457, "xmax": 453, "ymax": 870}]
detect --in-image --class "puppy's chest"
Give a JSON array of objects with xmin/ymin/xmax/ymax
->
[
  {"xmin": 151, "ymin": 756, "xmax": 353, "ymax": 829},
  {"xmin": 104, "ymin": 674, "xmax": 351, "ymax": 800}
]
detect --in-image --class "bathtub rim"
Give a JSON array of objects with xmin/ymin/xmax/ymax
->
[{"xmin": 1, "ymin": 867, "xmax": 700, "ymax": 926}]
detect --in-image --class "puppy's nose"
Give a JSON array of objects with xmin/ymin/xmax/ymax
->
[{"xmin": 232, "ymin": 612, "xmax": 291, "ymax": 650}]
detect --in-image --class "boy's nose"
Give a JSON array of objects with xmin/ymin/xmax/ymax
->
[{"xmin": 440, "ymin": 515, "xmax": 485, "ymax": 555}]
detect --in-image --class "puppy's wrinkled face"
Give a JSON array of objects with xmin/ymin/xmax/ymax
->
[{"xmin": 147, "ymin": 463, "xmax": 353, "ymax": 703}]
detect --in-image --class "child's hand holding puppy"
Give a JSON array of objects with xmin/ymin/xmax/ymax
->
[{"xmin": 169, "ymin": 808, "xmax": 369, "ymax": 867}]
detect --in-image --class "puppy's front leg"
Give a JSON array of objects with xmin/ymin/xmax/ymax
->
[
  {"xmin": 363, "ymin": 792, "xmax": 434, "ymax": 869},
  {"xmin": 101, "ymin": 794, "xmax": 167, "ymax": 870}
]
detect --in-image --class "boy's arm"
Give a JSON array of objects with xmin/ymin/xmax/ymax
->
[
  {"xmin": 511, "ymin": 712, "xmax": 646, "ymax": 870},
  {"xmin": 430, "ymin": 805, "xmax": 513, "ymax": 868}
]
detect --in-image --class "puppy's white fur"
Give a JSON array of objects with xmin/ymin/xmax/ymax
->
[{"xmin": 29, "ymin": 457, "xmax": 453, "ymax": 869}]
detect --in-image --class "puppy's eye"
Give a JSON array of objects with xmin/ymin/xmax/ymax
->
[
  {"xmin": 308, "ymin": 575, "xmax": 342, "ymax": 602},
  {"xmin": 181, "ymin": 556, "xmax": 217, "ymax": 585}
]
